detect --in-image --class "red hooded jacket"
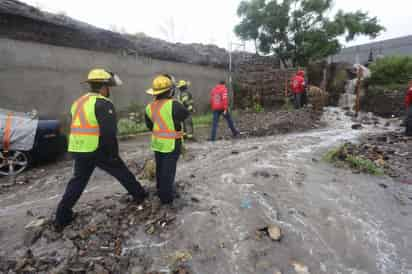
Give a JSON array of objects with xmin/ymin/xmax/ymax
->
[
  {"xmin": 210, "ymin": 84, "xmax": 228, "ymax": 111},
  {"xmin": 405, "ymin": 87, "xmax": 412, "ymax": 108}
]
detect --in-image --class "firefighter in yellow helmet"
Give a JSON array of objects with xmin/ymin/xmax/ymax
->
[
  {"xmin": 145, "ymin": 74, "xmax": 189, "ymax": 204},
  {"xmin": 54, "ymin": 69, "xmax": 147, "ymax": 231},
  {"xmin": 176, "ymin": 80, "xmax": 195, "ymax": 140}
]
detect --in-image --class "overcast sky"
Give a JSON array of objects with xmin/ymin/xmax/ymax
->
[{"xmin": 22, "ymin": 0, "xmax": 412, "ymax": 50}]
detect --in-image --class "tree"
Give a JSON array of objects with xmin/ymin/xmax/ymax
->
[{"xmin": 234, "ymin": 0, "xmax": 384, "ymax": 67}]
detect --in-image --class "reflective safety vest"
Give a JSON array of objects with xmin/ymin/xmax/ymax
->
[
  {"xmin": 146, "ymin": 99, "xmax": 183, "ymax": 153},
  {"xmin": 68, "ymin": 93, "xmax": 110, "ymax": 153}
]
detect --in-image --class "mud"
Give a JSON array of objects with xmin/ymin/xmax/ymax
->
[{"xmin": 0, "ymin": 108, "xmax": 412, "ymax": 274}]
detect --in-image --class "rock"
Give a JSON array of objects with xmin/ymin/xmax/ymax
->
[
  {"xmin": 168, "ymin": 251, "xmax": 192, "ymax": 265},
  {"xmin": 25, "ymin": 218, "xmax": 48, "ymax": 230},
  {"xmin": 258, "ymin": 224, "xmax": 282, "ymax": 241},
  {"xmin": 253, "ymin": 170, "xmax": 272, "ymax": 178},
  {"xmin": 24, "ymin": 227, "xmax": 43, "ymax": 246},
  {"xmin": 130, "ymin": 265, "xmax": 145, "ymax": 274},
  {"xmin": 351, "ymin": 124, "xmax": 363, "ymax": 130},
  {"xmin": 291, "ymin": 260, "xmax": 310, "ymax": 274},
  {"xmin": 93, "ymin": 264, "xmax": 109, "ymax": 274},
  {"xmin": 173, "ymin": 265, "xmax": 191, "ymax": 274},
  {"xmin": 267, "ymin": 225, "xmax": 282, "ymax": 241},
  {"xmin": 142, "ymin": 159, "xmax": 156, "ymax": 181}
]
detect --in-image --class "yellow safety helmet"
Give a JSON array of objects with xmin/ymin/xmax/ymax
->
[
  {"xmin": 86, "ymin": 68, "xmax": 123, "ymax": 86},
  {"xmin": 176, "ymin": 80, "xmax": 191, "ymax": 89},
  {"xmin": 146, "ymin": 74, "xmax": 176, "ymax": 95}
]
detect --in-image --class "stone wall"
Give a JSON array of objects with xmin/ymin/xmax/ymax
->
[
  {"xmin": 0, "ymin": 38, "xmax": 227, "ymax": 117},
  {"xmin": 233, "ymin": 57, "xmax": 298, "ymax": 109},
  {"xmin": 0, "ymin": 0, "xmax": 251, "ymax": 68},
  {"xmin": 361, "ymin": 87, "xmax": 407, "ymax": 117}
]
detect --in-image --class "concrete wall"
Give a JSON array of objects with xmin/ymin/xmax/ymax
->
[
  {"xmin": 0, "ymin": 38, "xmax": 227, "ymax": 117},
  {"xmin": 331, "ymin": 35, "xmax": 412, "ymax": 64}
]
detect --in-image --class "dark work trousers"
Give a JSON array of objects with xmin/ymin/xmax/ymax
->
[
  {"xmin": 302, "ymin": 91, "xmax": 308, "ymax": 106},
  {"xmin": 210, "ymin": 110, "xmax": 239, "ymax": 141},
  {"xmin": 294, "ymin": 93, "xmax": 303, "ymax": 109},
  {"xmin": 56, "ymin": 152, "xmax": 146, "ymax": 226},
  {"xmin": 183, "ymin": 115, "xmax": 194, "ymax": 138},
  {"xmin": 406, "ymin": 106, "xmax": 412, "ymax": 136},
  {"xmin": 154, "ymin": 148, "xmax": 180, "ymax": 204}
]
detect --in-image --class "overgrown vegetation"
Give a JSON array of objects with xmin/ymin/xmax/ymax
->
[
  {"xmin": 324, "ymin": 144, "xmax": 384, "ymax": 176},
  {"xmin": 368, "ymin": 56, "xmax": 412, "ymax": 86}
]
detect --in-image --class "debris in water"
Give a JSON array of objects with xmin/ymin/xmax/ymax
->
[
  {"xmin": 291, "ymin": 260, "xmax": 310, "ymax": 274},
  {"xmin": 257, "ymin": 224, "xmax": 282, "ymax": 241},
  {"xmin": 351, "ymin": 124, "xmax": 363, "ymax": 130}
]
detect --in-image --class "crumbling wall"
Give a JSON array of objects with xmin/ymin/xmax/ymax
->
[
  {"xmin": 0, "ymin": 38, "xmax": 227, "ymax": 116},
  {"xmin": 361, "ymin": 87, "xmax": 406, "ymax": 117},
  {"xmin": 233, "ymin": 57, "xmax": 298, "ymax": 109},
  {"xmin": 307, "ymin": 62, "xmax": 350, "ymax": 106}
]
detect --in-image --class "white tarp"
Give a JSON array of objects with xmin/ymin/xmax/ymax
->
[{"xmin": 0, "ymin": 109, "xmax": 38, "ymax": 151}]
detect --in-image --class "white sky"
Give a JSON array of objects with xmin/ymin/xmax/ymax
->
[{"xmin": 22, "ymin": 0, "xmax": 412, "ymax": 50}]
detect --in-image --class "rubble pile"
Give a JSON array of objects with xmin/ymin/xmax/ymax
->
[
  {"xmin": 359, "ymin": 132, "xmax": 412, "ymax": 181},
  {"xmin": 327, "ymin": 132, "xmax": 412, "ymax": 181},
  {"xmin": 0, "ymin": 187, "xmax": 191, "ymax": 274},
  {"xmin": 235, "ymin": 108, "xmax": 324, "ymax": 138}
]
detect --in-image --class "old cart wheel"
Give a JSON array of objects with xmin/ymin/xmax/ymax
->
[{"xmin": 0, "ymin": 151, "xmax": 30, "ymax": 176}]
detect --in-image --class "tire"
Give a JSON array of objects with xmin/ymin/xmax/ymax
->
[{"xmin": 0, "ymin": 150, "xmax": 31, "ymax": 176}]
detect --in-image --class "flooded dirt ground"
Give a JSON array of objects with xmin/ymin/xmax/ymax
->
[{"xmin": 0, "ymin": 108, "xmax": 411, "ymax": 274}]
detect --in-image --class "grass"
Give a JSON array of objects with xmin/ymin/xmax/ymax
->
[
  {"xmin": 323, "ymin": 144, "xmax": 384, "ymax": 176},
  {"xmin": 117, "ymin": 118, "xmax": 148, "ymax": 136},
  {"xmin": 192, "ymin": 113, "xmax": 213, "ymax": 128},
  {"xmin": 118, "ymin": 111, "xmax": 236, "ymax": 136}
]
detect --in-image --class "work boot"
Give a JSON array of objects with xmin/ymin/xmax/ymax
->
[
  {"xmin": 134, "ymin": 191, "xmax": 148, "ymax": 205},
  {"xmin": 53, "ymin": 212, "xmax": 78, "ymax": 233}
]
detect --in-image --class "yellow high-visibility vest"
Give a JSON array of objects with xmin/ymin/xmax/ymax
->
[
  {"xmin": 68, "ymin": 93, "xmax": 111, "ymax": 153},
  {"xmin": 146, "ymin": 99, "xmax": 183, "ymax": 153}
]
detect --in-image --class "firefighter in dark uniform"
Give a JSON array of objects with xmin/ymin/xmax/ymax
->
[
  {"xmin": 54, "ymin": 69, "xmax": 147, "ymax": 231},
  {"xmin": 176, "ymin": 80, "xmax": 195, "ymax": 140},
  {"xmin": 145, "ymin": 74, "xmax": 189, "ymax": 204}
]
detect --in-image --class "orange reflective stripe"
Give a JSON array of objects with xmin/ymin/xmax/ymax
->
[
  {"xmin": 151, "ymin": 100, "xmax": 169, "ymax": 131},
  {"xmin": 71, "ymin": 95, "xmax": 98, "ymax": 130},
  {"xmin": 150, "ymin": 99, "xmax": 182, "ymax": 140},
  {"xmin": 3, "ymin": 112, "xmax": 13, "ymax": 151},
  {"xmin": 153, "ymin": 131, "xmax": 183, "ymax": 139}
]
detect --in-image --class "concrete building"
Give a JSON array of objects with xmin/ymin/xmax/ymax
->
[{"xmin": 331, "ymin": 35, "xmax": 412, "ymax": 64}]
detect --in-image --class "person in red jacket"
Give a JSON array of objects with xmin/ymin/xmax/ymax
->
[
  {"xmin": 210, "ymin": 80, "xmax": 239, "ymax": 141},
  {"xmin": 405, "ymin": 79, "xmax": 412, "ymax": 136},
  {"xmin": 290, "ymin": 70, "xmax": 306, "ymax": 109}
]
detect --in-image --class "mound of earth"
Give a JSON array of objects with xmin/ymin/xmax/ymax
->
[{"xmin": 237, "ymin": 108, "xmax": 324, "ymax": 137}]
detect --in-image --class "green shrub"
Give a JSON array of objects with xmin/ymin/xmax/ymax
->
[
  {"xmin": 118, "ymin": 118, "xmax": 147, "ymax": 136},
  {"xmin": 254, "ymin": 103, "xmax": 264, "ymax": 113},
  {"xmin": 323, "ymin": 144, "xmax": 384, "ymax": 176},
  {"xmin": 193, "ymin": 113, "xmax": 213, "ymax": 128},
  {"xmin": 368, "ymin": 56, "xmax": 412, "ymax": 86}
]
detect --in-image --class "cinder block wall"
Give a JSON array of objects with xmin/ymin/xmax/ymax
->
[{"xmin": 0, "ymin": 38, "xmax": 227, "ymax": 117}]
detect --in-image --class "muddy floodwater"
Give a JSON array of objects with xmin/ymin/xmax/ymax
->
[{"xmin": 1, "ymin": 108, "xmax": 411, "ymax": 274}]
